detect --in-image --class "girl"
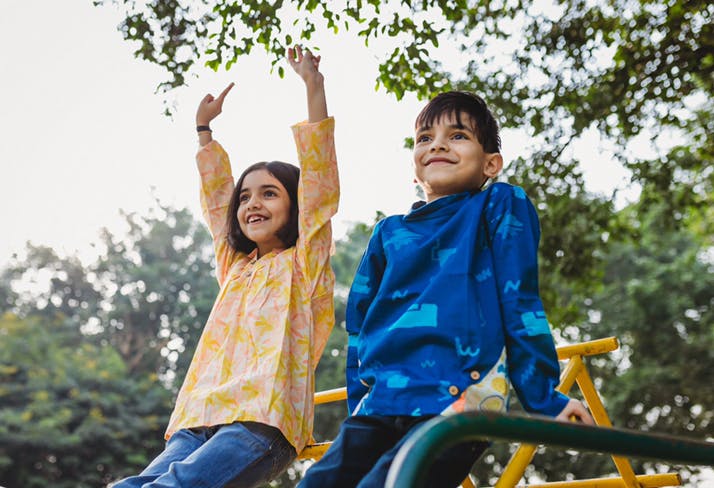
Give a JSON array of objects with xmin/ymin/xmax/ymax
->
[{"xmin": 112, "ymin": 47, "xmax": 338, "ymax": 488}]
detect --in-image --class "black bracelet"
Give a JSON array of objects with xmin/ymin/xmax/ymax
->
[{"xmin": 196, "ymin": 125, "xmax": 212, "ymax": 133}]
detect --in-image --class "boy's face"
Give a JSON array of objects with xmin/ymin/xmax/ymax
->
[{"xmin": 413, "ymin": 113, "xmax": 502, "ymax": 202}]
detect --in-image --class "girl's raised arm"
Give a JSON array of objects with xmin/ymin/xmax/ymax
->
[
  {"xmin": 196, "ymin": 82, "xmax": 235, "ymax": 146},
  {"xmin": 287, "ymin": 46, "xmax": 328, "ymax": 123}
]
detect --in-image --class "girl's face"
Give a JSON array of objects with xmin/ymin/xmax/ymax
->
[{"xmin": 237, "ymin": 169, "xmax": 291, "ymax": 257}]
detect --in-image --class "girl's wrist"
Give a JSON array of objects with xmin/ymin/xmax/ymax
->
[{"xmin": 303, "ymin": 73, "xmax": 324, "ymax": 89}]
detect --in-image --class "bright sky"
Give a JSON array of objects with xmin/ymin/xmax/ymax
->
[{"xmin": 0, "ymin": 1, "xmax": 631, "ymax": 265}]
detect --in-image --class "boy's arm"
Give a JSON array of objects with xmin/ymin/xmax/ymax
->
[
  {"xmin": 487, "ymin": 185, "xmax": 570, "ymax": 417},
  {"xmin": 344, "ymin": 223, "xmax": 387, "ymax": 413}
]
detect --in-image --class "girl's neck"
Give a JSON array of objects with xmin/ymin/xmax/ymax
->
[{"xmin": 257, "ymin": 246, "xmax": 285, "ymax": 259}]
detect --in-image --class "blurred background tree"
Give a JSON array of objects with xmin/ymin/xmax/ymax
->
[{"xmin": 1, "ymin": 0, "xmax": 710, "ymax": 486}]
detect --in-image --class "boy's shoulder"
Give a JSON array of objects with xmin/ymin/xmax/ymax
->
[{"xmin": 483, "ymin": 182, "xmax": 532, "ymax": 208}]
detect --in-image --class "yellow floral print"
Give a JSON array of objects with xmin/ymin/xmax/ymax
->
[{"xmin": 165, "ymin": 117, "xmax": 338, "ymax": 452}]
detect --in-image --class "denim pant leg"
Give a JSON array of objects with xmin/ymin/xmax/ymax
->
[
  {"xmin": 112, "ymin": 422, "xmax": 295, "ymax": 488},
  {"xmin": 298, "ymin": 416, "xmax": 403, "ymax": 488},
  {"xmin": 221, "ymin": 422, "xmax": 297, "ymax": 488},
  {"xmin": 357, "ymin": 416, "xmax": 489, "ymax": 488},
  {"xmin": 110, "ymin": 428, "xmax": 206, "ymax": 488}
]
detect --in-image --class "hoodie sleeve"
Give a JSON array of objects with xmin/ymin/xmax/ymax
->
[
  {"xmin": 486, "ymin": 184, "xmax": 569, "ymax": 416},
  {"xmin": 344, "ymin": 220, "xmax": 387, "ymax": 414}
]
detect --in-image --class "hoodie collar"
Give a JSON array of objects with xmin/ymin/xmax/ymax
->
[{"xmin": 406, "ymin": 191, "xmax": 475, "ymax": 220}]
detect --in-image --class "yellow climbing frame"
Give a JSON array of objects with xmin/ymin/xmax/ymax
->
[{"xmin": 299, "ymin": 337, "xmax": 681, "ymax": 488}]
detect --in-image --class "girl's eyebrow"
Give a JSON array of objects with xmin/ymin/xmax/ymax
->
[{"xmin": 239, "ymin": 184, "xmax": 281, "ymax": 195}]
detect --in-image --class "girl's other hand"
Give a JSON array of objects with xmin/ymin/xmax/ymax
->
[
  {"xmin": 196, "ymin": 82, "xmax": 235, "ymax": 126},
  {"xmin": 287, "ymin": 46, "xmax": 323, "ymax": 85}
]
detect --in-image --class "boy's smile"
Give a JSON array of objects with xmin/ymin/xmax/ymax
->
[{"xmin": 413, "ymin": 113, "xmax": 502, "ymax": 202}]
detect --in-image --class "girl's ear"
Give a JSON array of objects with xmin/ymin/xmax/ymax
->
[{"xmin": 484, "ymin": 153, "xmax": 503, "ymax": 179}]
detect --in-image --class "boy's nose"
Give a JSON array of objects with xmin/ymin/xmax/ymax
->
[{"xmin": 430, "ymin": 138, "xmax": 447, "ymax": 151}]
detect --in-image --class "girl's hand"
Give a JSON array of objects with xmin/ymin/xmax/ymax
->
[
  {"xmin": 196, "ymin": 82, "xmax": 235, "ymax": 126},
  {"xmin": 287, "ymin": 46, "xmax": 323, "ymax": 85},
  {"xmin": 555, "ymin": 399, "xmax": 595, "ymax": 425},
  {"xmin": 287, "ymin": 45, "xmax": 327, "ymax": 123}
]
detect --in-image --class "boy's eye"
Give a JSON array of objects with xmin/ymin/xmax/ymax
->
[
  {"xmin": 452, "ymin": 133, "xmax": 468, "ymax": 140},
  {"xmin": 416, "ymin": 135, "xmax": 431, "ymax": 143}
]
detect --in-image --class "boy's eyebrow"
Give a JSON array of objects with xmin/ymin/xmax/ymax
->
[{"xmin": 416, "ymin": 122, "xmax": 474, "ymax": 134}]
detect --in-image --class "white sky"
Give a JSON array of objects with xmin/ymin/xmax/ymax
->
[{"xmin": 0, "ymin": 1, "xmax": 632, "ymax": 265}]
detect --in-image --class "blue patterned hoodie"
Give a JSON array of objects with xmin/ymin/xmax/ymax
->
[{"xmin": 345, "ymin": 182, "xmax": 569, "ymax": 417}]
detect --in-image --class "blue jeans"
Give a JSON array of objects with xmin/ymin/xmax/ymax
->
[
  {"xmin": 111, "ymin": 421, "xmax": 296, "ymax": 488},
  {"xmin": 298, "ymin": 415, "xmax": 488, "ymax": 488}
]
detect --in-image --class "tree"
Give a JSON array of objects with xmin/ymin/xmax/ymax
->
[
  {"xmin": 0, "ymin": 313, "xmax": 172, "ymax": 488},
  {"xmin": 0, "ymin": 202, "xmax": 220, "ymax": 486},
  {"xmin": 91, "ymin": 204, "xmax": 218, "ymax": 383},
  {"xmin": 94, "ymin": 0, "xmax": 712, "ymax": 139}
]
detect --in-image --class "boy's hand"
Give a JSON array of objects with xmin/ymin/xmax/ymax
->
[
  {"xmin": 555, "ymin": 399, "xmax": 595, "ymax": 425},
  {"xmin": 287, "ymin": 45, "xmax": 323, "ymax": 85},
  {"xmin": 196, "ymin": 82, "xmax": 235, "ymax": 126}
]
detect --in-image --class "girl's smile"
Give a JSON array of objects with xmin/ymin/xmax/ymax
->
[{"xmin": 237, "ymin": 169, "xmax": 291, "ymax": 257}]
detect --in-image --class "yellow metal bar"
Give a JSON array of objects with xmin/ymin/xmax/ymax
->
[
  {"xmin": 557, "ymin": 337, "xmax": 619, "ymax": 360},
  {"xmin": 298, "ymin": 387, "xmax": 347, "ymax": 461},
  {"xmin": 496, "ymin": 355, "xmax": 585, "ymax": 487},
  {"xmin": 511, "ymin": 473, "xmax": 681, "ymax": 487},
  {"xmin": 557, "ymin": 355, "xmax": 584, "ymax": 394},
  {"xmin": 576, "ymin": 363, "xmax": 640, "ymax": 487},
  {"xmin": 314, "ymin": 387, "xmax": 347, "ymax": 405},
  {"xmin": 460, "ymin": 475, "xmax": 477, "ymax": 488},
  {"xmin": 495, "ymin": 445, "xmax": 538, "ymax": 488},
  {"xmin": 297, "ymin": 442, "xmax": 331, "ymax": 460}
]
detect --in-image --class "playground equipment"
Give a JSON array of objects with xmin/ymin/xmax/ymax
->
[
  {"xmin": 385, "ymin": 411, "xmax": 714, "ymax": 487},
  {"xmin": 299, "ymin": 337, "xmax": 713, "ymax": 487}
]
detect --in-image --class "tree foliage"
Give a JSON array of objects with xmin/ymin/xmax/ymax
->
[
  {"xmin": 94, "ymin": 0, "xmax": 712, "ymax": 142},
  {"xmin": 0, "ymin": 313, "xmax": 172, "ymax": 487},
  {"xmin": 0, "ymin": 203, "xmax": 215, "ymax": 486}
]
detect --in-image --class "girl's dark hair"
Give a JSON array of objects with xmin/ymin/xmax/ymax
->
[
  {"xmin": 415, "ymin": 91, "xmax": 501, "ymax": 153},
  {"xmin": 226, "ymin": 161, "xmax": 300, "ymax": 254}
]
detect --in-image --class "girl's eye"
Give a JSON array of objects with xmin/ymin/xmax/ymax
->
[
  {"xmin": 264, "ymin": 190, "xmax": 277, "ymax": 198},
  {"xmin": 239, "ymin": 194, "xmax": 250, "ymax": 203}
]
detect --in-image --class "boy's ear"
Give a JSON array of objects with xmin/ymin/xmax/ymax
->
[{"xmin": 484, "ymin": 153, "xmax": 503, "ymax": 178}]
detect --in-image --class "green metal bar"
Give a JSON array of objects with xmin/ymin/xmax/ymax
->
[{"xmin": 385, "ymin": 411, "xmax": 714, "ymax": 488}]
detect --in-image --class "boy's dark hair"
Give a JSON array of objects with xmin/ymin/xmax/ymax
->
[
  {"xmin": 226, "ymin": 161, "xmax": 300, "ymax": 254},
  {"xmin": 415, "ymin": 91, "xmax": 501, "ymax": 153}
]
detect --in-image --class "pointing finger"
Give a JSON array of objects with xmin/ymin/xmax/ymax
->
[{"xmin": 217, "ymin": 82, "xmax": 235, "ymax": 102}]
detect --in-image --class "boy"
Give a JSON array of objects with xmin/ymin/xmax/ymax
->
[{"xmin": 299, "ymin": 91, "xmax": 592, "ymax": 488}]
